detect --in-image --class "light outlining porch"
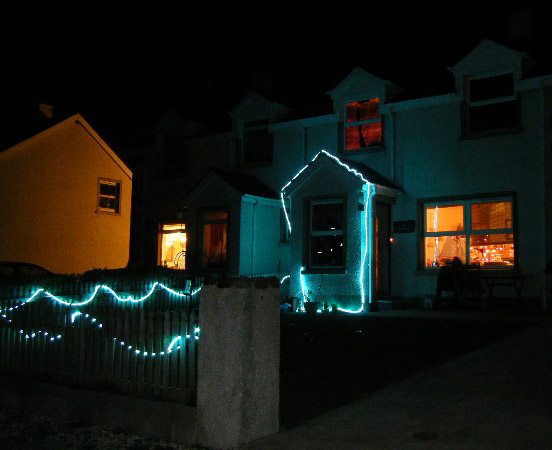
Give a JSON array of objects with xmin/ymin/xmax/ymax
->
[{"xmin": 280, "ymin": 150, "xmax": 376, "ymax": 313}]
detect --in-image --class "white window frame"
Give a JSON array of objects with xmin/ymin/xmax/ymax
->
[
  {"xmin": 309, "ymin": 198, "xmax": 345, "ymax": 269},
  {"xmin": 97, "ymin": 178, "xmax": 121, "ymax": 214},
  {"xmin": 466, "ymin": 71, "xmax": 518, "ymax": 135},
  {"xmin": 423, "ymin": 196, "xmax": 515, "ymax": 269},
  {"xmin": 344, "ymin": 98, "xmax": 383, "ymax": 151}
]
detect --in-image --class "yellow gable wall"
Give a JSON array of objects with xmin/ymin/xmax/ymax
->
[{"xmin": 0, "ymin": 118, "xmax": 132, "ymax": 274}]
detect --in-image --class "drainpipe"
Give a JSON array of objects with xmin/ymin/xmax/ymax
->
[{"xmin": 389, "ymin": 107, "xmax": 396, "ymax": 184}]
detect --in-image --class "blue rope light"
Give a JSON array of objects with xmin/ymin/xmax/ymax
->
[
  {"xmin": 0, "ymin": 282, "xmax": 202, "ymax": 359},
  {"xmin": 280, "ymin": 150, "xmax": 375, "ymax": 314}
]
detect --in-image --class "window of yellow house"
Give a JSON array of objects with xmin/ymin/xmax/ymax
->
[
  {"xmin": 159, "ymin": 224, "xmax": 187, "ymax": 269},
  {"xmin": 97, "ymin": 179, "xmax": 121, "ymax": 214},
  {"xmin": 423, "ymin": 198, "xmax": 514, "ymax": 268}
]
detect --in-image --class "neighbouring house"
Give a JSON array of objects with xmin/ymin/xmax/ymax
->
[
  {"xmin": 0, "ymin": 114, "xmax": 133, "ymax": 274},
  {"xmin": 131, "ymin": 40, "xmax": 552, "ymax": 311}
]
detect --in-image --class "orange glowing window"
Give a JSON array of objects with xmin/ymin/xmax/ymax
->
[
  {"xmin": 345, "ymin": 99, "xmax": 382, "ymax": 150},
  {"xmin": 159, "ymin": 223, "xmax": 186, "ymax": 269},
  {"xmin": 423, "ymin": 199, "xmax": 515, "ymax": 268}
]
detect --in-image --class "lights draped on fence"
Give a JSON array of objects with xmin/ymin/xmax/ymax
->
[{"xmin": 0, "ymin": 281, "xmax": 203, "ymax": 358}]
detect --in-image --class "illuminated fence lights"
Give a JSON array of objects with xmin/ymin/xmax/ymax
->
[
  {"xmin": 1, "ymin": 282, "xmax": 202, "ymax": 359},
  {"xmin": 281, "ymin": 150, "xmax": 375, "ymax": 314},
  {"xmin": 1, "ymin": 282, "xmax": 202, "ymax": 312}
]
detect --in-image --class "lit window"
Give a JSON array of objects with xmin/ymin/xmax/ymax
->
[
  {"xmin": 309, "ymin": 199, "xmax": 344, "ymax": 268},
  {"xmin": 201, "ymin": 211, "xmax": 228, "ymax": 269},
  {"xmin": 97, "ymin": 179, "xmax": 121, "ymax": 213},
  {"xmin": 159, "ymin": 224, "xmax": 186, "ymax": 269},
  {"xmin": 466, "ymin": 73, "xmax": 518, "ymax": 135},
  {"xmin": 242, "ymin": 119, "xmax": 272, "ymax": 165},
  {"xmin": 423, "ymin": 198, "xmax": 514, "ymax": 268},
  {"xmin": 345, "ymin": 98, "xmax": 382, "ymax": 151}
]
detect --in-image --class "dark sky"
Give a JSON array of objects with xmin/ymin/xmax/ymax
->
[{"xmin": 1, "ymin": 4, "xmax": 549, "ymax": 157}]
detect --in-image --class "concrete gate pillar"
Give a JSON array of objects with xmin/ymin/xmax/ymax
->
[{"xmin": 197, "ymin": 277, "xmax": 280, "ymax": 449}]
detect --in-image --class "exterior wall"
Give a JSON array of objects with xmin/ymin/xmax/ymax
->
[
  {"xmin": 239, "ymin": 197, "xmax": 286, "ymax": 276},
  {"xmin": 138, "ymin": 134, "xmax": 231, "ymax": 267},
  {"xmin": 0, "ymin": 119, "xmax": 132, "ymax": 274},
  {"xmin": 388, "ymin": 87, "xmax": 547, "ymax": 304},
  {"xmin": 287, "ymin": 160, "xmax": 367, "ymax": 310}
]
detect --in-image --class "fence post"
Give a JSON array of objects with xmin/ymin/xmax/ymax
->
[{"xmin": 197, "ymin": 277, "xmax": 279, "ymax": 449}]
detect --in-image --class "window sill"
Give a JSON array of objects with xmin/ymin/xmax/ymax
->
[
  {"xmin": 96, "ymin": 209, "xmax": 121, "ymax": 216},
  {"xmin": 342, "ymin": 145, "xmax": 385, "ymax": 155},
  {"xmin": 302, "ymin": 268, "xmax": 346, "ymax": 275}
]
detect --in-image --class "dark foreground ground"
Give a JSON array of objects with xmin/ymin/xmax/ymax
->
[
  {"xmin": 0, "ymin": 310, "xmax": 538, "ymax": 449},
  {"xmin": 279, "ymin": 311, "xmax": 534, "ymax": 429},
  {"xmin": 0, "ymin": 406, "xmax": 196, "ymax": 450}
]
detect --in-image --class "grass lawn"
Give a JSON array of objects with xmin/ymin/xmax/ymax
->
[{"xmin": 279, "ymin": 313, "xmax": 533, "ymax": 429}]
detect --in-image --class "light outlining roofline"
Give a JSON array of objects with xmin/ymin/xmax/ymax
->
[{"xmin": 280, "ymin": 149, "xmax": 375, "ymax": 314}]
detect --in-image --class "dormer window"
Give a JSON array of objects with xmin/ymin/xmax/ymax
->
[
  {"xmin": 242, "ymin": 119, "xmax": 272, "ymax": 165},
  {"xmin": 466, "ymin": 73, "xmax": 518, "ymax": 135},
  {"xmin": 345, "ymin": 98, "xmax": 382, "ymax": 151}
]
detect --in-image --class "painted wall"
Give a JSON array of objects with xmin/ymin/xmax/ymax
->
[
  {"xmin": 239, "ymin": 197, "xmax": 286, "ymax": 276},
  {"xmin": 387, "ymin": 87, "xmax": 547, "ymax": 304},
  {"xmin": 287, "ymin": 158, "xmax": 367, "ymax": 310},
  {"xmin": 0, "ymin": 118, "xmax": 132, "ymax": 274}
]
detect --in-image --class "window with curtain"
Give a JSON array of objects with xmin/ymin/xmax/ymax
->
[
  {"xmin": 423, "ymin": 198, "xmax": 514, "ymax": 268},
  {"xmin": 345, "ymin": 98, "xmax": 382, "ymax": 151}
]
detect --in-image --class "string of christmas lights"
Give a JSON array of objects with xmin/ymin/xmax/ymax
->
[{"xmin": 0, "ymin": 282, "xmax": 202, "ymax": 358}]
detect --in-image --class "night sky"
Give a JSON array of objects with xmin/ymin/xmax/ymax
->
[{"xmin": 1, "ymin": 4, "xmax": 549, "ymax": 161}]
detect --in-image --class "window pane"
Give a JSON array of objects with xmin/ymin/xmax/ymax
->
[
  {"xmin": 424, "ymin": 235, "xmax": 466, "ymax": 267},
  {"xmin": 202, "ymin": 222, "xmax": 228, "ymax": 268},
  {"xmin": 312, "ymin": 202, "xmax": 343, "ymax": 232},
  {"xmin": 204, "ymin": 212, "xmax": 228, "ymax": 222},
  {"xmin": 99, "ymin": 196, "xmax": 119, "ymax": 211},
  {"xmin": 471, "ymin": 201, "xmax": 512, "ymax": 230},
  {"xmin": 425, "ymin": 205, "xmax": 464, "ymax": 232},
  {"xmin": 163, "ymin": 224, "xmax": 185, "ymax": 232},
  {"xmin": 99, "ymin": 182, "xmax": 119, "ymax": 197},
  {"xmin": 470, "ymin": 234, "xmax": 514, "ymax": 267},
  {"xmin": 346, "ymin": 99, "xmax": 380, "ymax": 123},
  {"xmin": 160, "ymin": 227, "xmax": 186, "ymax": 269},
  {"xmin": 311, "ymin": 235, "xmax": 344, "ymax": 267},
  {"xmin": 345, "ymin": 122, "xmax": 382, "ymax": 150},
  {"xmin": 468, "ymin": 101, "xmax": 517, "ymax": 133},
  {"xmin": 470, "ymin": 73, "xmax": 514, "ymax": 102}
]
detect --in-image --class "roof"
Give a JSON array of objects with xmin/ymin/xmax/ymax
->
[
  {"xmin": 282, "ymin": 150, "xmax": 402, "ymax": 195},
  {"xmin": 213, "ymin": 168, "xmax": 279, "ymax": 199},
  {"xmin": 0, "ymin": 113, "xmax": 132, "ymax": 180}
]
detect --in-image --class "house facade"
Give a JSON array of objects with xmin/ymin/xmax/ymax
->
[
  {"xmin": 0, "ymin": 114, "xmax": 133, "ymax": 274},
  {"xmin": 133, "ymin": 40, "xmax": 552, "ymax": 311}
]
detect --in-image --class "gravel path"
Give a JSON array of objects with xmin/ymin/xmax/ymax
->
[{"xmin": 0, "ymin": 406, "xmax": 198, "ymax": 450}]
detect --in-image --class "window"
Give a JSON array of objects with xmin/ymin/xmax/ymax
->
[
  {"xmin": 161, "ymin": 135, "xmax": 187, "ymax": 178},
  {"xmin": 159, "ymin": 223, "xmax": 186, "ymax": 269},
  {"xmin": 423, "ymin": 198, "xmax": 514, "ymax": 268},
  {"xmin": 242, "ymin": 119, "xmax": 272, "ymax": 165},
  {"xmin": 345, "ymin": 98, "xmax": 382, "ymax": 151},
  {"xmin": 309, "ymin": 199, "xmax": 345, "ymax": 269},
  {"xmin": 201, "ymin": 210, "xmax": 228, "ymax": 269},
  {"xmin": 466, "ymin": 73, "xmax": 518, "ymax": 135},
  {"xmin": 97, "ymin": 179, "xmax": 121, "ymax": 214}
]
